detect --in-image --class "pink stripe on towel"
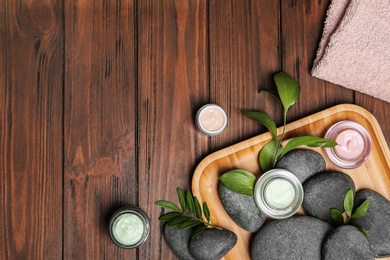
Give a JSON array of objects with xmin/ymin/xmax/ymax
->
[{"xmin": 312, "ymin": 0, "xmax": 390, "ymax": 103}]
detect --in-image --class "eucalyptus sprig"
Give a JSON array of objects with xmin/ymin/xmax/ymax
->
[
  {"xmin": 242, "ymin": 72, "xmax": 337, "ymax": 173},
  {"xmin": 155, "ymin": 187, "xmax": 223, "ymax": 239},
  {"xmin": 330, "ymin": 188, "xmax": 370, "ymax": 237}
]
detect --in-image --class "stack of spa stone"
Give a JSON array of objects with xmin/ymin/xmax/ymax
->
[{"xmin": 163, "ymin": 149, "xmax": 390, "ymax": 260}]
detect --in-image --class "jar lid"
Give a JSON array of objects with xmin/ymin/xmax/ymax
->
[
  {"xmin": 195, "ymin": 104, "xmax": 228, "ymax": 136},
  {"xmin": 109, "ymin": 206, "xmax": 150, "ymax": 249}
]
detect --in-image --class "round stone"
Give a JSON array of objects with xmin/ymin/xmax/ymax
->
[
  {"xmin": 275, "ymin": 149, "xmax": 326, "ymax": 183},
  {"xmin": 302, "ymin": 171, "xmax": 355, "ymax": 221},
  {"xmin": 189, "ymin": 228, "xmax": 237, "ymax": 260},
  {"xmin": 350, "ymin": 189, "xmax": 390, "ymax": 258},
  {"xmin": 322, "ymin": 225, "xmax": 374, "ymax": 260},
  {"xmin": 219, "ymin": 183, "xmax": 265, "ymax": 232},
  {"xmin": 163, "ymin": 224, "xmax": 196, "ymax": 260},
  {"xmin": 251, "ymin": 216, "xmax": 333, "ymax": 260}
]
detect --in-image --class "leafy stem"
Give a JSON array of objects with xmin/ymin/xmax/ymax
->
[
  {"xmin": 220, "ymin": 72, "xmax": 337, "ymax": 197},
  {"xmin": 330, "ymin": 188, "xmax": 370, "ymax": 237},
  {"xmin": 242, "ymin": 72, "xmax": 337, "ymax": 173},
  {"xmin": 155, "ymin": 188, "xmax": 223, "ymax": 239}
]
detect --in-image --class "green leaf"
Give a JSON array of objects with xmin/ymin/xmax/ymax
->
[
  {"xmin": 179, "ymin": 219, "xmax": 200, "ymax": 230},
  {"xmin": 167, "ymin": 216, "xmax": 190, "ymax": 226},
  {"xmin": 259, "ymin": 140, "xmax": 280, "ymax": 173},
  {"xmin": 351, "ymin": 200, "xmax": 370, "ymax": 218},
  {"xmin": 281, "ymin": 136, "xmax": 338, "ymax": 157},
  {"xmin": 344, "ymin": 189, "xmax": 354, "ymax": 217},
  {"xmin": 177, "ymin": 188, "xmax": 186, "ymax": 212},
  {"xmin": 194, "ymin": 196, "xmax": 202, "ymax": 218},
  {"xmin": 186, "ymin": 191, "xmax": 194, "ymax": 213},
  {"xmin": 241, "ymin": 111, "xmax": 277, "ymax": 140},
  {"xmin": 330, "ymin": 208, "xmax": 344, "ymax": 225},
  {"xmin": 274, "ymin": 72, "xmax": 300, "ymax": 115},
  {"xmin": 191, "ymin": 225, "xmax": 208, "ymax": 239},
  {"xmin": 203, "ymin": 202, "xmax": 210, "ymax": 222},
  {"xmin": 355, "ymin": 224, "xmax": 370, "ymax": 237},
  {"xmin": 158, "ymin": 212, "xmax": 183, "ymax": 222},
  {"xmin": 219, "ymin": 169, "xmax": 257, "ymax": 196},
  {"xmin": 155, "ymin": 200, "xmax": 181, "ymax": 212}
]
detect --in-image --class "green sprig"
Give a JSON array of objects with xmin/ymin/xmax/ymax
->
[
  {"xmin": 155, "ymin": 188, "xmax": 222, "ymax": 239},
  {"xmin": 329, "ymin": 188, "xmax": 370, "ymax": 237},
  {"xmin": 219, "ymin": 72, "xmax": 337, "ymax": 196},
  {"xmin": 243, "ymin": 72, "xmax": 337, "ymax": 172}
]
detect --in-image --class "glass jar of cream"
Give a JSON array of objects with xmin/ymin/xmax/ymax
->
[
  {"xmin": 254, "ymin": 169, "xmax": 303, "ymax": 219},
  {"xmin": 109, "ymin": 206, "xmax": 150, "ymax": 249},
  {"xmin": 195, "ymin": 104, "xmax": 228, "ymax": 136},
  {"xmin": 324, "ymin": 120, "xmax": 372, "ymax": 169}
]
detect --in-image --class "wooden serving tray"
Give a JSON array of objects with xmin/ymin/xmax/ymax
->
[{"xmin": 192, "ymin": 104, "xmax": 390, "ymax": 260}]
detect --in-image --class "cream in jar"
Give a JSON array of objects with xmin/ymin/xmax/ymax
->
[
  {"xmin": 324, "ymin": 120, "xmax": 372, "ymax": 169},
  {"xmin": 109, "ymin": 206, "xmax": 150, "ymax": 248},
  {"xmin": 264, "ymin": 178, "xmax": 296, "ymax": 209},
  {"xmin": 254, "ymin": 169, "xmax": 303, "ymax": 219},
  {"xmin": 195, "ymin": 104, "xmax": 228, "ymax": 136}
]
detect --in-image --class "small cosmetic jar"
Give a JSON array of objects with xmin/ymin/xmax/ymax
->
[
  {"xmin": 195, "ymin": 104, "xmax": 228, "ymax": 136},
  {"xmin": 109, "ymin": 206, "xmax": 150, "ymax": 249},
  {"xmin": 324, "ymin": 120, "xmax": 372, "ymax": 169},
  {"xmin": 254, "ymin": 169, "xmax": 303, "ymax": 219}
]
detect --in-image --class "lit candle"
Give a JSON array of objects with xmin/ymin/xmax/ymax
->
[
  {"xmin": 109, "ymin": 206, "xmax": 150, "ymax": 248},
  {"xmin": 195, "ymin": 104, "xmax": 228, "ymax": 136}
]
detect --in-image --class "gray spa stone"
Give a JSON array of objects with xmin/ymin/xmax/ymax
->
[
  {"xmin": 275, "ymin": 149, "xmax": 326, "ymax": 183},
  {"xmin": 322, "ymin": 225, "xmax": 374, "ymax": 260},
  {"xmin": 163, "ymin": 224, "xmax": 196, "ymax": 260},
  {"xmin": 251, "ymin": 216, "xmax": 333, "ymax": 260},
  {"xmin": 302, "ymin": 171, "xmax": 355, "ymax": 221},
  {"xmin": 350, "ymin": 189, "xmax": 390, "ymax": 258},
  {"xmin": 189, "ymin": 229, "xmax": 237, "ymax": 260},
  {"xmin": 218, "ymin": 183, "xmax": 265, "ymax": 232}
]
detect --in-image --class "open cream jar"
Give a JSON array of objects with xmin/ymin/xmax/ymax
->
[
  {"xmin": 324, "ymin": 120, "xmax": 372, "ymax": 169},
  {"xmin": 195, "ymin": 104, "xmax": 228, "ymax": 136},
  {"xmin": 109, "ymin": 206, "xmax": 150, "ymax": 249},
  {"xmin": 254, "ymin": 169, "xmax": 303, "ymax": 219}
]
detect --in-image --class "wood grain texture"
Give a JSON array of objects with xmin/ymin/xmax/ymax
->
[
  {"xmin": 209, "ymin": 0, "xmax": 282, "ymax": 150},
  {"xmin": 137, "ymin": 0, "xmax": 208, "ymax": 258},
  {"xmin": 280, "ymin": 0, "xmax": 355, "ymax": 122},
  {"xmin": 192, "ymin": 104, "xmax": 390, "ymax": 260},
  {"xmin": 0, "ymin": 0, "xmax": 63, "ymax": 259},
  {"xmin": 64, "ymin": 0, "xmax": 137, "ymax": 259},
  {"xmin": 1, "ymin": 0, "xmax": 390, "ymax": 259}
]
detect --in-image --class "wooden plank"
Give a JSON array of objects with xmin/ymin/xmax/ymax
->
[
  {"xmin": 280, "ymin": 0, "xmax": 354, "ymax": 122},
  {"xmin": 137, "ymin": 0, "xmax": 208, "ymax": 258},
  {"xmin": 208, "ymin": 0, "xmax": 281, "ymax": 150},
  {"xmin": 63, "ymin": 0, "xmax": 137, "ymax": 258},
  {"xmin": 0, "ymin": 1, "xmax": 63, "ymax": 259}
]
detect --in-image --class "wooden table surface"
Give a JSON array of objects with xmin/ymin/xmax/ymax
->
[{"xmin": 1, "ymin": 1, "xmax": 389, "ymax": 259}]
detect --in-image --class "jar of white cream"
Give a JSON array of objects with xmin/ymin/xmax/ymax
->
[
  {"xmin": 254, "ymin": 169, "xmax": 303, "ymax": 219},
  {"xmin": 109, "ymin": 206, "xmax": 150, "ymax": 248}
]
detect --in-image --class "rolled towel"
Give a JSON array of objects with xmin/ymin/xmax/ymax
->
[{"xmin": 312, "ymin": 0, "xmax": 390, "ymax": 103}]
